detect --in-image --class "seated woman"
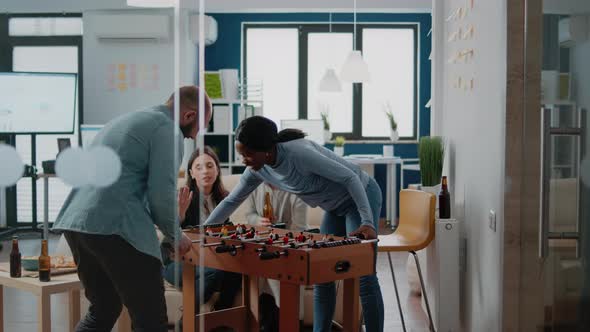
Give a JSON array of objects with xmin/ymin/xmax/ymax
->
[
  {"xmin": 245, "ymin": 183, "xmax": 308, "ymax": 330},
  {"xmin": 161, "ymin": 146, "xmax": 241, "ymax": 310}
]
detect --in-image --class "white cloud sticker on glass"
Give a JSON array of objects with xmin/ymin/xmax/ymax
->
[
  {"xmin": 88, "ymin": 146, "xmax": 121, "ymax": 187},
  {"xmin": 56, "ymin": 147, "xmax": 91, "ymax": 187},
  {"xmin": 0, "ymin": 144, "xmax": 24, "ymax": 187},
  {"xmin": 56, "ymin": 146, "xmax": 122, "ymax": 188}
]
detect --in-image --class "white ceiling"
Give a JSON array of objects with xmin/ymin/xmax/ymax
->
[{"xmin": 2, "ymin": 0, "xmax": 431, "ymax": 13}]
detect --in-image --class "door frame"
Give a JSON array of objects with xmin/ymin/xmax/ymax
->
[{"xmin": 502, "ymin": 0, "xmax": 544, "ymax": 330}]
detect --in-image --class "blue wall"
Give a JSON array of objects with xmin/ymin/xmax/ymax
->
[{"xmin": 205, "ymin": 13, "xmax": 431, "ymax": 219}]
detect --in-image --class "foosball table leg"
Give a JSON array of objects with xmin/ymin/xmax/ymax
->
[
  {"xmin": 183, "ymin": 262, "xmax": 196, "ymax": 332},
  {"xmin": 343, "ymin": 277, "xmax": 360, "ymax": 332},
  {"xmin": 244, "ymin": 275, "xmax": 260, "ymax": 331},
  {"xmin": 279, "ymin": 282, "xmax": 301, "ymax": 332}
]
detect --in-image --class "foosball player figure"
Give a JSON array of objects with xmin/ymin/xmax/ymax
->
[
  {"xmin": 296, "ymin": 232, "xmax": 306, "ymax": 243},
  {"xmin": 245, "ymin": 229, "xmax": 255, "ymax": 239},
  {"xmin": 205, "ymin": 227, "xmax": 213, "ymax": 236},
  {"xmin": 282, "ymin": 234, "xmax": 290, "ymax": 245},
  {"xmin": 265, "ymin": 237, "xmax": 274, "ymax": 245},
  {"xmin": 220, "ymin": 225, "xmax": 229, "ymax": 237},
  {"xmin": 230, "ymin": 233, "xmax": 238, "ymax": 240},
  {"xmin": 236, "ymin": 224, "xmax": 246, "ymax": 235}
]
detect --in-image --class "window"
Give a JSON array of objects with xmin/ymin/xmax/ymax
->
[
  {"xmin": 9, "ymin": 17, "xmax": 83, "ymax": 36},
  {"xmin": 244, "ymin": 23, "xmax": 418, "ymax": 140},
  {"xmin": 362, "ymin": 28, "xmax": 416, "ymax": 138},
  {"xmin": 14, "ymin": 46, "xmax": 80, "ymax": 223},
  {"xmin": 245, "ymin": 27, "xmax": 299, "ymax": 128},
  {"xmin": 307, "ymin": 32, "xmax": 353, "ymax": 133},
  {"xmin": 1, "ymin": 14, "xmax": 83, "ymax": 225}
]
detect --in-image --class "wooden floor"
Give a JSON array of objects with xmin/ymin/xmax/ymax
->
[{"xmin": 0, "ymin": 230, "xmax": 429, "ymax": 332}]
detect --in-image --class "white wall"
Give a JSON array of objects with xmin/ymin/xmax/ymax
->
[
  {"xmin": 433, "ymin": 0, "xmax": 506, "ymax": 331},
  {"xmin": 83, "ymin": 9, "xmax": 197, "ymax": 124},
  {"xmin": 1, "ymin": 0, "xmax": 431, "ymax": 13}
]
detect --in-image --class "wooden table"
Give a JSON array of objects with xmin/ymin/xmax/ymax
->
[{"xmin": 0, "ymin": 271, "xmax": 81, "ymax": 332}]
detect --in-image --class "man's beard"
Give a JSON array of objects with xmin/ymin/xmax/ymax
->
[{"xmin": 180, "ymin": 123, "xmax": 193, "ymax": 138}]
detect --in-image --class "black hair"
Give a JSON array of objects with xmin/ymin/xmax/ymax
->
[{"xmin": 235, "ymin": 116, "xmax": 305, "ymax": 151}]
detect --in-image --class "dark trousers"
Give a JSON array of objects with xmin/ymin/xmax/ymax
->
[{"xmin": 64, "ymin": 231, "xmax": 168, "ymax": 332}]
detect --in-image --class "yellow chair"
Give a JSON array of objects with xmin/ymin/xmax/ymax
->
[{"xmin": 378, "ymin": 189, "xmax": 436, "ymax": 332}]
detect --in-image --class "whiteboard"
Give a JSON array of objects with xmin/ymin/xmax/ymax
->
[
  {"xmin": 0, "ymin": 72, "xmax": 77, "ymax": 134},
  {"xmin": 280, "ymin": 119, "xmax": 325, "ymax": 145}
]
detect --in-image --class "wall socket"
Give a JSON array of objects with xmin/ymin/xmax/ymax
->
[{"xmin": 489, "ymin": 210, "xmax": 496, "ymax": 232}]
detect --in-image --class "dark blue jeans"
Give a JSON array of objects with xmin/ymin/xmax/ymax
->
[
  {"xmin": 313, "ymin": 178, "xmax": 385, "ymax": 332},
  {"xmin": 162, "ymin": 261, "xmax": 241, "ymax": 310}
]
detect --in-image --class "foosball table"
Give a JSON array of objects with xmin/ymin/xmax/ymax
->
[{"xmin": 180, "ymin": 223, "xmax": 378, "ymax": 332}]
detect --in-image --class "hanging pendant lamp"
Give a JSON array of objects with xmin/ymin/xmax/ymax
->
[
  {"xmin": 340, "ymin": 0, "xmax": 370, "ymax": 83},
  {"xmin": 319, "ymin": 13, "xmax": 343, "ymax": 92},
  {"xmin": 319, "ymin": 68, "xmax": 342, "ymax": 92}
]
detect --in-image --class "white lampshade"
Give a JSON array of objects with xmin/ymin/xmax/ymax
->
[
  {"xmin": 319, "ymin": 68, "xmax": 342, "ymax": 92},
  {"xmin": 340, "ymin": 50, "xmax": 370, "ymax": 83},
  {"xmin": 127, "ymin": 0, "xmax": 175, "ymax": 7}
]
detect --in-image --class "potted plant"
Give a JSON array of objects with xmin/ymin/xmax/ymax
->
[
  {"xmin": 320, "ymin": 108, "xmax": 332, "ymax": 142},
  {"xmin": 406, "ymin": 136, "xmax": 445, "ymax": 294},
  {"xmin": 383, "ymin": 102, "xmax": 399, "ymax": 141},
  {"xmin": 418, "ymin": 136, "xmax": 445, "ymax": 195},
  {"xmin": 333, "ymin": 136, "xmax": 345, "ymax": 156}
]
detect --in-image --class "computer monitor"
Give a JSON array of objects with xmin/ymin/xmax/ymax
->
[
  {"xmin": 0, "ymin": 72, "xmax": 77, "ymax": 134},
  {"xmin": 57, "ymin": 138, "xmax": 71, "ymax": 153}
]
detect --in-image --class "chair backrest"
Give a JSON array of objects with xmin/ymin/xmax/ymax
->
[{"xmin": 395, "ymin": 189, "xmax": 436, "ymax": 250}]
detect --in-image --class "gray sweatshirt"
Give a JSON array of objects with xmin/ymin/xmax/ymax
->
[{"xmin": 205, "ymin": 138, "xmax": 373, "ymax": 227}]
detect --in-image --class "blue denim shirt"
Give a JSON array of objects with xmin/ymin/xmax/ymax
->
[{"xmin": 53, "ymin": 105, "xmax": 183, "ymax": 261}]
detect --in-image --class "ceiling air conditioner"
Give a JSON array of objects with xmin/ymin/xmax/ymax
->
[
  {"xmin": 94, "ymin": 14, "xmax": 170, "ymax": 42},
  {"xmin": 189, "ymin": 14, "xmax": 218, "ymax": 46},
  {"xmin": 559, "ymin": 16, "xmax": 588, "ymax": 47}
]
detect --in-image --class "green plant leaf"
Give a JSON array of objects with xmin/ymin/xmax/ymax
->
[{"xmin": 418, "ymin": 136, "xmax": 445, "ymax": 186}]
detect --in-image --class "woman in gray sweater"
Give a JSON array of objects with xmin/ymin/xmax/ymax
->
[{"xmin": 205, "ymin": 116, "xmax": 384, "ymax": 332}]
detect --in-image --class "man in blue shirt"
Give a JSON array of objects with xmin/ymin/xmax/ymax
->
[{"xmin": 53, "ymin": 86, "xmax": 212, "ymax": 332}]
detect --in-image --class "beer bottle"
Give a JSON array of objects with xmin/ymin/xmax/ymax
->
[
  {"xmin": 439, "ymin": 176, "xmax": 451, "ymax": 219},
  {"xmin": 38, "ymin": 239, "xmax": 51, "ymax": 282},
  {"xmin": 10, "ymin": 236, "xmax": 22, "ymax": 278},
  {"xmin": 263, "ymin": 192, "xmax": 274, "ymax": 222}
]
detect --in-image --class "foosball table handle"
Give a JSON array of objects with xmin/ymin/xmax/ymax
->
[
  {"xmin": 259, "ymin": 250, "xmax": 288, "ymax": 260},
  {"xmin": 270, "ymin": 223, "xmax": 287, "ymax": 229},
  {"xmin": 259, "ymin": 251, "xmax": 279, "ymax": 260}
]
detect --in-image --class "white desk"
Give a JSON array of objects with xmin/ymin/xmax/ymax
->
[
  {"xmin": 344, "ymin": 155, "xmax": 403, "ymax": 224},
  {"xmin": 0, "ymin": 270, "xmax": 81, "ymax": 332}
]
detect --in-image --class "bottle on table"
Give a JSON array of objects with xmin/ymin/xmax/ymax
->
[
  {"xmin": 38, "ymin": 239, "xmax": 51, "ymax": 282},
  {"xmin": 10, "ymin": 236, "xmax": 22, "ymax": 278},
  {"xmin": 263, "ymin": 192, "xmax": 274, "ymax": 223},
  {"xmin": 438, "ymin": 176, "xmax": 451, "ymax": 219}
]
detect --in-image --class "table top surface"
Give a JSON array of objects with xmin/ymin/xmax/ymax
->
[{"xmin": 0, "ymin": 270, "xmax": 81, "ymax": 293}]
